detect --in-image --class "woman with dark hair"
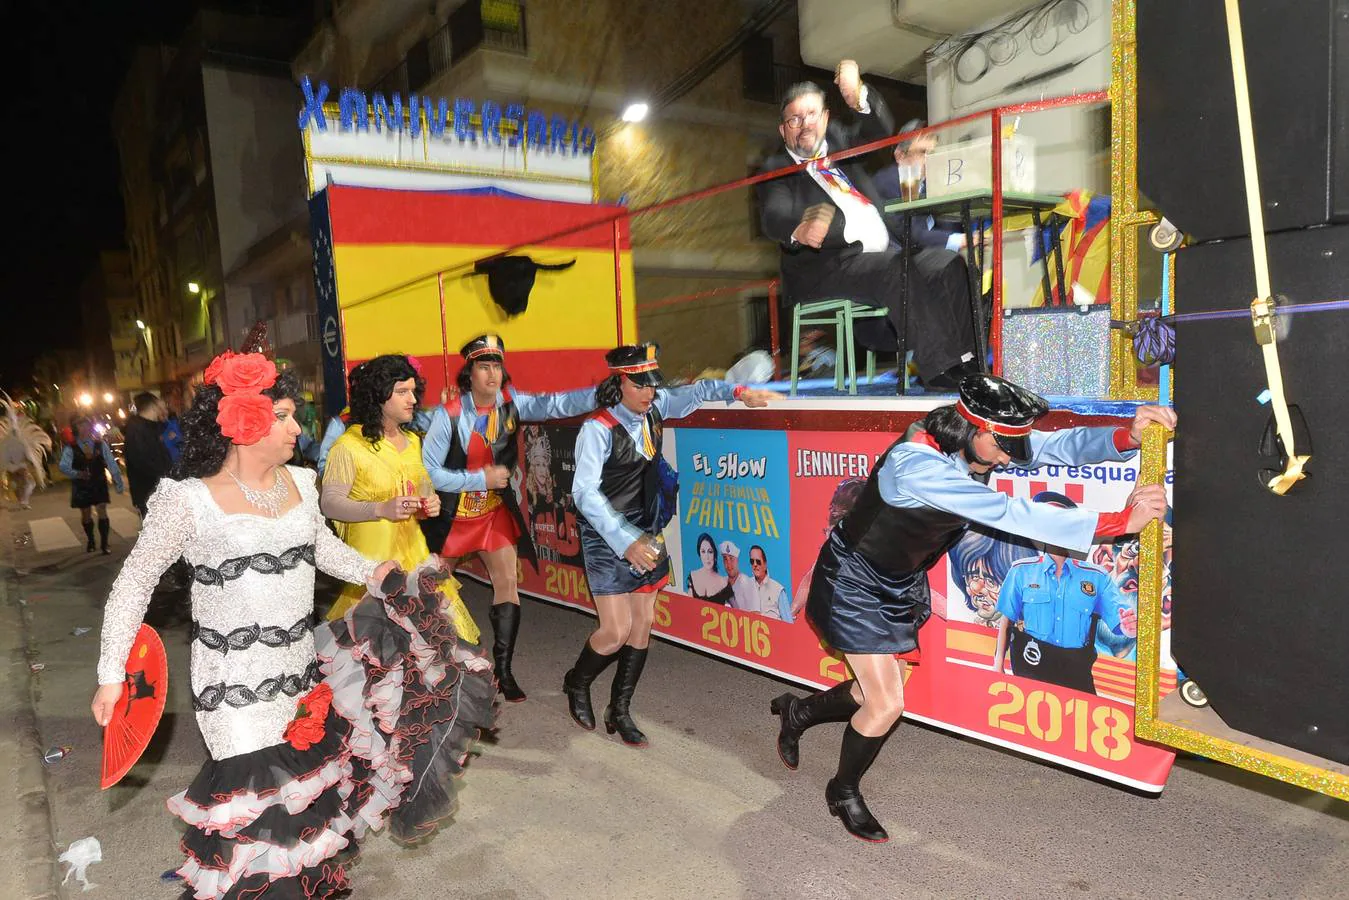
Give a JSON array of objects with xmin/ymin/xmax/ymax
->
[
  {"xmin": 685, "ymin": 532, "xmax": 732, "ymax": 604},
  {"xmin": 769, "ymin": 374, "xmax": 1174, "ymax": 843},
  {"xmin": 421, "ymin": 334, "xmax": 596, "ymax": 702},
  {"xmin": 91, "ymin": 351, "xmax": 495, "ymax": 898},
  {"xmin": 562, "ymin": 343, "xmax": 778, "ymax": 747},
  {"xmin": 58, "ymin": 415, "xmax": 125, "ymax": 553},
  {"xmin": 320, "ymin": 355, "xmax": 475, "ymax": 637}
]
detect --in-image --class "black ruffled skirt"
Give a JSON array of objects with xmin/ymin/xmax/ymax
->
[
  {"xmin": 317, "ymin": 563, "xmax": 498, "ymax": 845},
  {"xmin": 167, "ymin": 707, "xmax": 356, "ymax": 899},
  {"xmin": 168, "ymin": 563, "xmax": 497, "ymax": 899}
]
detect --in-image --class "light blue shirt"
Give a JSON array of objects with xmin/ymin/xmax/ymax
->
[
  {"xmin": 58, "ymin": 440, "xmax": 124, "ymax": 493},
  {"xmin": 998, "ymin": 555, "xmax": 1125, "ymax": 648},
  {"xmin": 421, "ymin": 387, "xmax": 597, "ymax": 493},
  {"xmin": 316, "ymin": 416, "xmax": 346, "ymax": 475},
  {"xmin": 878, "ymin": 427, "xmax": 1133, "ymax": 556},
  {"xmin": 574, "ymin": 381, "xmax": 738, "ymax": 556}
]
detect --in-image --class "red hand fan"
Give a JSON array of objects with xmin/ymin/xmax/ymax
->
[{"xmin": 100, "ymin": 624, "xmax": 169, "ymax": 790}]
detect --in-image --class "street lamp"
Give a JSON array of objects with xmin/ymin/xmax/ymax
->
[
  {"xmin": 136, "ymin": 319, "xmax": 145, "ymax": 330},
  {"xmin": 621, "ymin": 102, "xmax": 649, "ymax": 123},
  {"xmin": 102, "ymin": 392, "xmax": 114, "ymax": 404},
  {"xmin": 77, "ymin": 392, "xmax": 93, "ymax": 408},
  {"xmin": 187, "ymin": 282, "xmax": 201, "ymax": 294}
]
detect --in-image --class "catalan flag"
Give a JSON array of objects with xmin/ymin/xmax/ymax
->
[{"xmin": 1028, "ymin": 190, "xmax": 1112, "ymax": 308}]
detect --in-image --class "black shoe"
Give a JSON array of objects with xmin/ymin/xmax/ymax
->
[
  {"xmin": 924, "ymin": 359, "xmax": 981, "ymax": 392},
  {"xmin": 825, "ymin": 778, "xmax": 889, "ymax": 843},
  {"xmin": 603, "ymin": 646, "xmax": 649, "ymax": 748},
  {"xmin": 488, "ymin": 603, "xmax": 526, "ymax": 703},
  {"xmin": 562, "ymin": 643, "xmax": 618, "ymax": 731},
  {"xmin": 769, "ymin": 681, "xmax": 861, "ymax": 771},
  {"xmin": 769, "ymin": 694, "xmax": 802, "ymax": 768},
  {"xmin": 826, "ymin": 724, "xmax": 894, "ymax": 842}
]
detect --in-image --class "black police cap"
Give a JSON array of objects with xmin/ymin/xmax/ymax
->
[
  {"xmin": 461, "ymin": 334, "xmax": 505, "ymax": 362},
  {"xmin": 955, "ymin": 373, "xmax": 1050, "ymax": 462},
  {"xmin": 605, "ymin": 342, "xmax": 664, "ymax": 387}
]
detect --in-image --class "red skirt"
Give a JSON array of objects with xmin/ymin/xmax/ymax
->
[{"xmin": 440, "ymin": 504, "xmax": 520, "ymax": 558}]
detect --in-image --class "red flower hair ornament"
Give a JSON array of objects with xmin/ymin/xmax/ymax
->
[
  {"xmin": 217, "ymin": 393, "xmax": 276, "ymax": 445},
  {"xmin": 206, "ymin": 352, "xmax": 280, "ymax": 445}
]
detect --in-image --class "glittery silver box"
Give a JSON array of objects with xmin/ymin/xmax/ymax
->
[{"xmin": 1001, "ymin": 306, "xmax": 1112, "ymax": 398}]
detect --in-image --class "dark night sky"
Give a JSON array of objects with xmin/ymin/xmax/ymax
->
[{"xmin": 0, "ymin": 2, "xmax": 198, "ymax": 392}]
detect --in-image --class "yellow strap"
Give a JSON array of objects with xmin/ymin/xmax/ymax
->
[{"xmin": 1224, "ymin": 0, "xmax": 1310, "ymax": 494}]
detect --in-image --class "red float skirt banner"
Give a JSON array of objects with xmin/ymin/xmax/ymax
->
[{"xmin": 459, "ymin": 410, "xmax": 1177, "ymax": 792}]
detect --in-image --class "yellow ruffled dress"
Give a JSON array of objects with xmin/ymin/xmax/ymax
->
[{"xmin": 322, "ymin": 427, "xmax": 481, "ymax": 644}]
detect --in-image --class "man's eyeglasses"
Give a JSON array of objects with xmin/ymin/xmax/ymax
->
[
  {"xmin": 783, "ymin": 109, "xmax": 823, "ymax": 130},
  {"xmin": 750, "ymin": 558, "xmax": 767, "ymax": 568}
]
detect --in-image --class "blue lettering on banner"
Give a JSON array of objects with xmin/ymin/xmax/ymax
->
[
  {"xmin": 454, "ymin": 98, "xmax": 476, "ymax": 142},
  {"xmin": 338, "ymin": 87, "xmax": 368, "ymax": 131},
  {"xmin": 481, "ymin": 100, "xmax": 503, "ymax": 145},
  {"xmin": 297, "ymin": 76, "xmax": 595, "ymax": 157}
]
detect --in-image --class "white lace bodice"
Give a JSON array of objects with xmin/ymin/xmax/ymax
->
[{"xmin": 97, "ymin": 466, "xmax": 377, "ymax": 758}]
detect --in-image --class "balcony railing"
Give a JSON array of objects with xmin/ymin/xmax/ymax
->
[{"xmin": 367, "ymin": 1, "xmax": 526, "ymax": 96}]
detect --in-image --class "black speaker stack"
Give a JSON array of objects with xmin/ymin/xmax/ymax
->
[{"xmin": 1139, "ymin": 0, "xmax": 1349, "ymax": 765}]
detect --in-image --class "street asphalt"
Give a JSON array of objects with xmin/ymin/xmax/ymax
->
[{"xmin": 1, "ymin": 484, "xmax": 1346, "ymax": 899}]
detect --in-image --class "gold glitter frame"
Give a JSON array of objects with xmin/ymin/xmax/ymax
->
[{"xmin": 1118, "ymin": 0, "xmax": 1349, "ymax": 802}]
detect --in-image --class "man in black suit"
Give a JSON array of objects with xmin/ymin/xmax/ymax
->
[
  {"xmin": 875, "ymin": 119, "xmax": 967, "ymax": 252},
  {"xmin": 757, "ymin": 63, "xmax": 979, "ymax": 391}
]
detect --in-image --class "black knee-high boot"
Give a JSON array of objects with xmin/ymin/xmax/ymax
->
[
  {"xmin": 97, "ymin": 517, "xmax": 111, "ymax": 555},
  {"xmin": 489, "ymin": 603, "xmax": 526, "ymax": 702},
  {"xmin": 562, "ymin": 642, "xmax": 618, "ymax": 731},
  {"xmin": 82, "ymin": 521, "xmax": 95, "ymax": 553},
  {"xmin": 769, "ymin": 679, "xmax": 861, "ymax": 770},
  {"xmin": 825, "ymin": 724, "xmax": 893, "ymax": 843},
  {"xmin": 604, "ymin": 646, "xmax": 649, "ymax": 747}
]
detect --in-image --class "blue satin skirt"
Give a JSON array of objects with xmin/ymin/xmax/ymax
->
[
  {"xmin": 577, "ymin": 517, "xmax": 670, "ymax": 597},
  {"xmin": 805, "ymin": 528, "xmax": 932, "ymax": 654}
]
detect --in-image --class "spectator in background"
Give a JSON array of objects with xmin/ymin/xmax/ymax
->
[
  {"xmin": 123, "ymin": 392, "xmax": 172, "ymax": 518},
  {"xmin": 58, "ymin": 416, "xmax": 124, "ymax": 554},
  {"xmin": 161, "ymin": 409, "xmax": 183, "ymax": 468},
  {"xmin": 874, "ymin": 119, "xmax": 969, "ymax": 255}
]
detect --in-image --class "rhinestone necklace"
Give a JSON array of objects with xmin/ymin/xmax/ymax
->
[{"xmin": 225, "ymin": 467, "xmax": 289, "ymax": 518}]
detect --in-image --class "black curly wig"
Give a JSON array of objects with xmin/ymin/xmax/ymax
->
[
  {"xmin": 175, "ymin": 371, "xmax": 305, "ymax": 479},
  {"xmin": 595, "ymin": 374, "xmax": 625, "ymax": 409},
  {"xmin": 455, "ymin": 360, "xmax": 512, "ymax": 396},
  {"xmin": 349, "ymin": 355, "xmax": 425, "ymax": 445}
]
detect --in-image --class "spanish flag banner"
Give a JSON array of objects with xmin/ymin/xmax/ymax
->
[{"xmin": 314, "ymin": 185, "xmax": 636, "ymax": 404}]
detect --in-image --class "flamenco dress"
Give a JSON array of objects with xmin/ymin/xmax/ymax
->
[{"xmin": 96, "ymin": 467, "xmax": 495, "ymax": 899}]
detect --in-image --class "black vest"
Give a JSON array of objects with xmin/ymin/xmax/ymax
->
[
  {"xmin": 594, "ymin": 406, "xmax": 663, "ymax": 532},
  {"xmin": 419, "ymin": 391, "xmax": 535, "ymax": 564},
  {"xmin": 838, "ymin": 435, "xmax": 979, "ymax": 578},
  {"xmin": 69, "ymin": 440, "xmax": 108, "ymax": 478}
]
